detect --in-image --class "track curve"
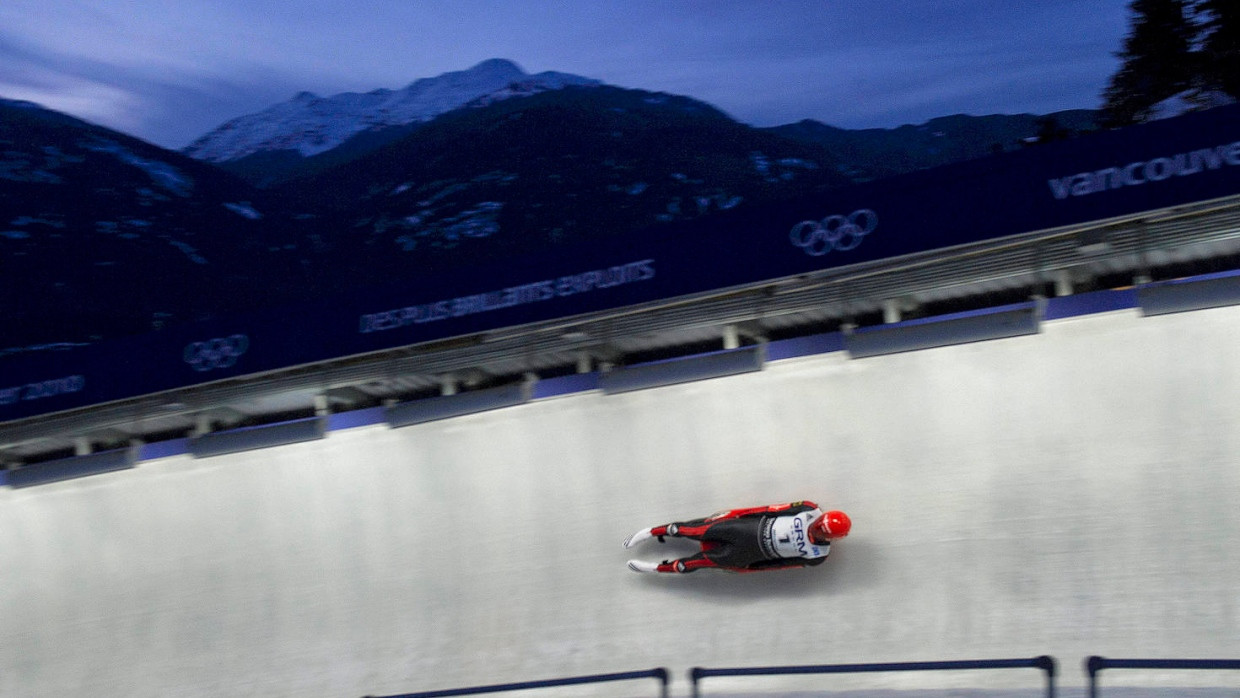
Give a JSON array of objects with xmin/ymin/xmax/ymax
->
[{"xmin": 3, "ymin": 305, "xmax": 1239, "ymax": 697}]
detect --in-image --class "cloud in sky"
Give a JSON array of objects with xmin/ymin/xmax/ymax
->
[{"xmin": 0, "ymin": 0, "xmax": 1132, "ymax": 149}]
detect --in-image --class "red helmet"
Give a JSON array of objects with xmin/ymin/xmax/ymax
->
[{"xmin": 810, "ymin": 510, "xmax": 851, "ymax": 542}]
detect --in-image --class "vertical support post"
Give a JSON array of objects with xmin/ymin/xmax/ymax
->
[
  {"xmin": 440, "ymin": 374, "xmax": 458, "ymax": 396},
  {"xmin": 1085, "ymin": 656, "xmax": 1103, "ymax": 698},
  {"xmin": 1134, "ymin": 220, "xmax": 1151, "ymax": 286},
  {"xmin": 1055, "ymin": 269, "xmax": 1073, "ymax": 297},
  {"xmin": 883, "ymin": 299, "xmax": 902, "ymax": 324}
]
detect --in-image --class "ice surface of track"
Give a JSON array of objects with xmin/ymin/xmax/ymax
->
[{"xmin": 3, "ymin": 305, "xmax": 1240, "ymax": 697}]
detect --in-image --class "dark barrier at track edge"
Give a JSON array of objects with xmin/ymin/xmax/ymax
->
[
  {"xmin": 689, "ymin": 656, "xmax": 1057, "ymax": 698},
  {"xmin": 1085, "ymin": 656, "xmax": 1240, "ymax": 698},
  {"xmin": 366, "ymin": 667, "xmax": 669, "ymax": 698}
]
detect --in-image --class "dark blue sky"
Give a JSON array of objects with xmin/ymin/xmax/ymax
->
[{"xmin": 0, "ymin": 1, "xmax": 1132, "ymax": 150}]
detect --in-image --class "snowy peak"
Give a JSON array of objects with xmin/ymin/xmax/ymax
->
[
  {"xmin": 183, "ymin": 59, "xmax": 601, "ymax": 162},
  {"xmin": 413, "ymin": 58, "xmax": 526, "ymax": 89}
]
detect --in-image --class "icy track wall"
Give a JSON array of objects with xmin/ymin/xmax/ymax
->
[{"xmin": 3, "ymin": 304, "xmax": 1240, "ymax": 698}]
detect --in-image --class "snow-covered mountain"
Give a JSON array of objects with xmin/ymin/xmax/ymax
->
[{"xmin": 183, "ymin": 59, "xmax": 600, "ymax": 162}]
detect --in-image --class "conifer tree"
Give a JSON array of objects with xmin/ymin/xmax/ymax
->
[
  {"xmin": 1101, "ymin": 0, "xmax": 1197, "ymax": 125},
  {"xmin": 1195, "ymin": 0, "xmax": 1240, "ymax": 97}
]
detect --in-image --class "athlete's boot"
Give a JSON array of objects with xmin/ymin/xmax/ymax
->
[
  {"xmin": 628, "ymin": 556, "xmax": 714, "ymax": 573},
  {"xmin": 660, "ymin": 556, "xmax": 716, "ymax": 573},
  {"xmin": 623, "ymin": 525, "xmax": 672, "ymax": 548},
  {"xmin": 626, "ymin": 559, "xmax": 660, "ymax": 573},
  {"xmin": 623, "ymin": 528, "xmax": 653, "ymax": 548}
]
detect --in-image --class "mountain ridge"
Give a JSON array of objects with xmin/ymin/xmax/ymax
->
[
  {"xmin": 182, "ymin": 58, "xmax": 601, "ymax": 162},
  {"xmin": 765, "ymin": 109, "xmax": 1099, "ymax": 180},
  {"xmin": 181, "ymin": 58, "xmax": 1103, "ymax": 189},
  {"xmin": 0, "ymin": 98, "xmax": 311, "ymax": 350}
]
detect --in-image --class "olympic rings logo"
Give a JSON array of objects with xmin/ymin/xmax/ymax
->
[
  {"xmin": 184, "ymin": 334, "xmax": 249, "ymax": 371},
  {"xmin": 789, "ymin": 209, "xmax": 877, "ymax": 256}
]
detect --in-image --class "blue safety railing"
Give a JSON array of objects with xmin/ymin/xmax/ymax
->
[
  {"xmin": 689, "ymin": 656, "xmax": 1057, "ymax": 698},
  {"xmin": 1085, "ymin": 656, "xmax": 1240, "ymax": 698},
  {"xmin": 367, "ymin": 667, "xmax": 669, "ymax": 698}
]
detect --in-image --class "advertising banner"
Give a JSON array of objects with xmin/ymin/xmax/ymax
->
[{"xmin": 3, "ymin": 104, "xmax": 1237, "ymax": 422}]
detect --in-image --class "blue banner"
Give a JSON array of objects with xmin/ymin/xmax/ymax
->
[{"xmin": 3, "ymin": 104, "xmax": 1238, "ymax": 421}]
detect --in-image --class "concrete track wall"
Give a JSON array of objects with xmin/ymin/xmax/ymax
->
[{"xmin": 3, "ymin": 305, "xmax": 1240, "ymax": 697}]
